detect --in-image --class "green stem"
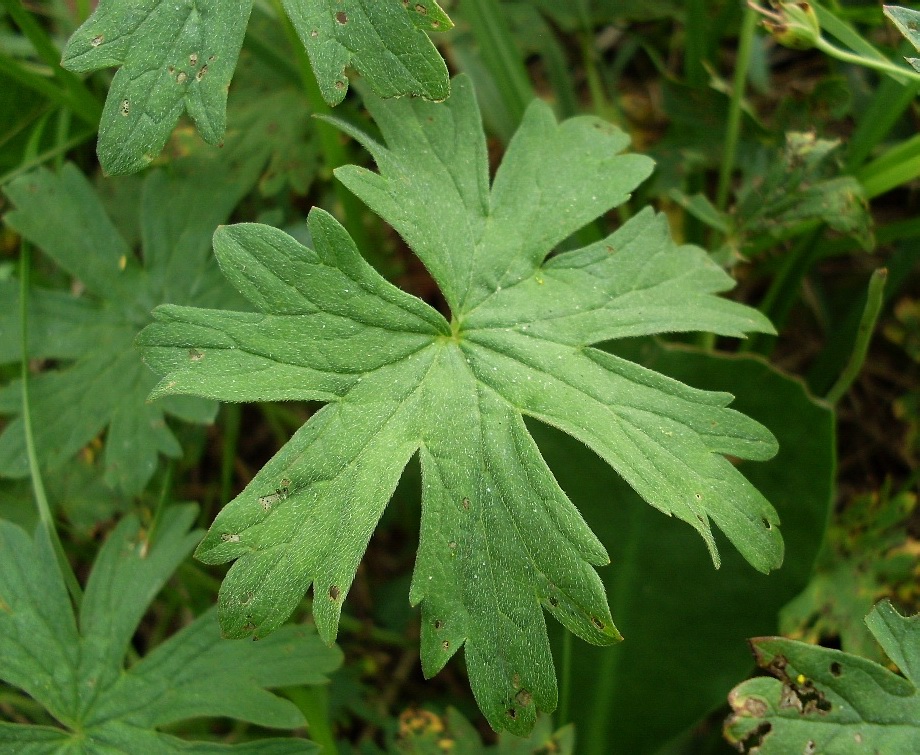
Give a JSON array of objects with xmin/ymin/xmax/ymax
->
[
  {"xmin": 581, "ymin": 33, "xmax": 618, "ymax": 123},
  {"xmin": 0, "ymin": 127, "xmax": 95, "ymax": 187},
  {"xmin": 558, "ymin": 630, "xmax": 573, "ymax": 726},
  {"xmin": 267, "ymin": 0, "xmax": 376, "ymax": 264},
  {"xmin": 716, "ymin": 5, "xmax": 758, "ymax": 212},
  {"xmin": 19, "ymin": 240, "xmax": 83, "ymax": 606},
  {"xmin": 146, "ymin": 462, "xmax": 174, "ymax": 549},
  {"xmin": 460, "ymin": 0, "xmax": 534, "ymax": 129},
  {"xmin": 825, "ymin": 268, "xmax": 888, "ymax": 405},
  {"xmin": 815, "ymin": 36, "xmax": 920, "ymax": 84},
  {"xmin": 285, "ymin": 686, "xmax": 338, "ymax": 755}
]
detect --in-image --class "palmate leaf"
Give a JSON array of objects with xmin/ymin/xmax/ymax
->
[
  {"xmin": 0, "ymin": 506, "xmax": 341, "ymax": 752},
  {"xmin": 138, "ymin": 75, "xmax": 781, "ymax": 734},
  {"xmin": 0, "ymin": 140, "xmax": 265, "ymax": 495},
  {"xmin": 61, "ymin": 0, "xmax": 452, "ymax": 174},
  {"xmin": 725, "ymin": 601, "xmax": 920, "ymax": 753}
]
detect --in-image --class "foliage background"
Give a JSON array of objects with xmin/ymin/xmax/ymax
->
[{"xmin": 0, "ymin": 0, "xmax": 918, "ymax": 753}]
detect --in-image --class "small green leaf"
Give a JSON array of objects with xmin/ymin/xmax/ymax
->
[
  {"xmin": 0, "ymin": 142, "xmax": 265, "ymax": 494},
  {"xmin": 139, "ymin": 75, "xmax": 780, "ymax": 734},
  {"xmin": 725, "ymin": 601, "xmax": 920, "ymax": 753},
  {"xmin": 61, "ymin": 0, "xmax": 452, "ymax": 174},
  {"xmin": 281, "ymin": 0, "xmax": 452, "ymax": 105},
  {"xmin": 884, "ymin": 5, "xmax": 920, "ymax": 72},
  {"xmin": 0, "ymin": 506, "xmax": 341, "ymax": 751},
  {"xmin": 61, "ymin": 1, "xmax": 253, "ymax": 174}
]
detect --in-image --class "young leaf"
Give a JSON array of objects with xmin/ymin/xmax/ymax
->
[
  {"xmin": 60, "ymin": 0, "xmax": 451, "ymax": 174},
  {"xmin": 725, "ymin": 600, "xmax": 920, "ymax": 753},
  {"xmin": 138, "ymin": 75, "xmax": 781, "ymax": 734},
  {"xmin": 0, "ymin": 144, "xmax": 264, "ymax": 495},
  {"xmin": 0, "ymin": 505, "xmax": 341, "ymax": 751},
  {"xmin": 884, "ymin": 5, "xmax": 920, "ymax": 72}
]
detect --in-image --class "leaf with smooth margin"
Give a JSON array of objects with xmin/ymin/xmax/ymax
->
[
  {"xmin": 725, "ymin": 600, "xmax": 920, "ymax": 753},
  {"xmin": 138, "ymin": 74, "xmax": 780, "ymax": 734},
  {"xmin": 0, "ymin": 505, "xmax": 340, "ymax": 752}
]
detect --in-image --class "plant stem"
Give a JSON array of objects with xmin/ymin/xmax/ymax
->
[
  {"xmin": 716, "ymin": 5, "xmax": 758, "ymax": 212},
  {"xmin": 285, "ymin": 686, "xmax": 338, "ymax": 755},
  {"xmin": 815, "ymin": 36, "xmax": 920, "ymax": 84},
  {"xmin": 0, "ymin": 127, "xmax": 95, "ymax": 187},
  {"xmin": 825, "ymin": 268, "xmax": 888, "ymax": 405},
  {"xmin": 558, "ymin": 630, "xmax": 573, "ymax": 725},
  {"xmin": 19, "ymin": 240, "xmax": 83, "ymax": 606}
]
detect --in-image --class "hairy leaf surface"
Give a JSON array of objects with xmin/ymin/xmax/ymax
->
[
  {"xmin": 725, "ymin": 601, "xmax": 920, "ymax": 753},
  {"xmin": 0, "ymin": 506, "xmax": 341, "ymax": 752},
  {"xmin": 61, "ymin": 0, "xmax": 451, "ymax": 173},
  {"xmin": 138, "ymin": 75, "xmax": 780, "ymax": 733},
  {"xmin": 0, "ymin": 140, "xmax": 265, "ymax": 494}
]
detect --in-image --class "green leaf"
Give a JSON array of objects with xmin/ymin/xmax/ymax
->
[
  {"xmin": 138, "ymin": 75, "xmax": 780, "ymax": 734},
  {"xmin": 0, "ymin": 505, "xmax": 341, "ymax": 752},
  {"xmin": 60, "ymin": 0, "xmax": 451, "ymax": 174},
  {"xmin": 725, "ymin": 600, "xmax": 920, "ymax": 753},
  {"xmin": 884, "ymin": 5, "xmax": 920, "ymax": 73},
  {"xmin": 736, "ymin": 132, "xmax": 874, "ymax": 251},
  {"xmin": 0, "ymin": 144, "xmax": 264, "ymax": 494},
  {"xmin": 536, "ymin": 344, "xmax": 834, "ymax": 754}
]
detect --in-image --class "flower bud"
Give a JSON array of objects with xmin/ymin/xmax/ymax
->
[{"xmin": 753, "ymin": 2, "xmax": 821, "ymax": 50}]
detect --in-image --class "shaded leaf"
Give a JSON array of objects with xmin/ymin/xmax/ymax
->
[
  {"xmin": 0, "ymin": 505, "xmax": 341, "ymax": 752},
  {"xmin": 0, "ymin": 141, "xmax": 265, "ymax": 494}
]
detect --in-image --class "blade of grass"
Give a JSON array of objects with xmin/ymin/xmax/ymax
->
[
  {"xmin": 684, "ymin": 0, "xmax": 709, "ymax": 87},
  {"xmin": 19, "ymin": 238, "xmax": 83, "ymax": 607},
  {"xmin": 846, "ymin": 75, "xmax": 920, "ymax": 170},
  {"xmin": 0, "ymin": 126, "xmax": 95, "ymax": 186},
  {"xmin": 716, "ymin": 5, "xmax": 758, "ymax": 213},
  {"xmin": 0, "ymin": 0, "xmax": 101, "ymax": 125},
  {"xmin": 458, "ymin": 0, "xmax": 534, "ymax": 133},
  {"xmin": 825, "ymin": 268, "xmax": 888, "ymax": 404},
  {"xmin": 855, "ymin": 133, "xmax": 920, "ymax": 199},
  {"xmin": 220, "ymin": 403, "xmax": 242, "ymax": 505},
  {"xmin": 285, "ymin": 686, "xmax": 338, "ymax": 755},
  {"xmin": 744, "ymin": 224, "xmax": 826, "ymax": 355}
]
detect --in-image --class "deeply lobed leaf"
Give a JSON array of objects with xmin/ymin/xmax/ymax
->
[
  {"xmin": 0, "ymin": 138, "xmax": 266, "ymax": 494},
  {"xmin": 0, "ymin": 506, "xmax": 341, "ymax": 751},
  {"xmin": 61, "ymin": 0, "xmax": 451, "ymax": 173},
  {"xmin": 139, "ymin": 75, "xmax": 781, "ymax": 734}
]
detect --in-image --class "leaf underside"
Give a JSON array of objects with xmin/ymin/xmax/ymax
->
[
  {"xmin": 61, "ymin": 0, "xmax": 451, "ymax": 174},
  {"xmin": 139, "ymin": 74, "xmax": 781, "ymax": 734}
]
